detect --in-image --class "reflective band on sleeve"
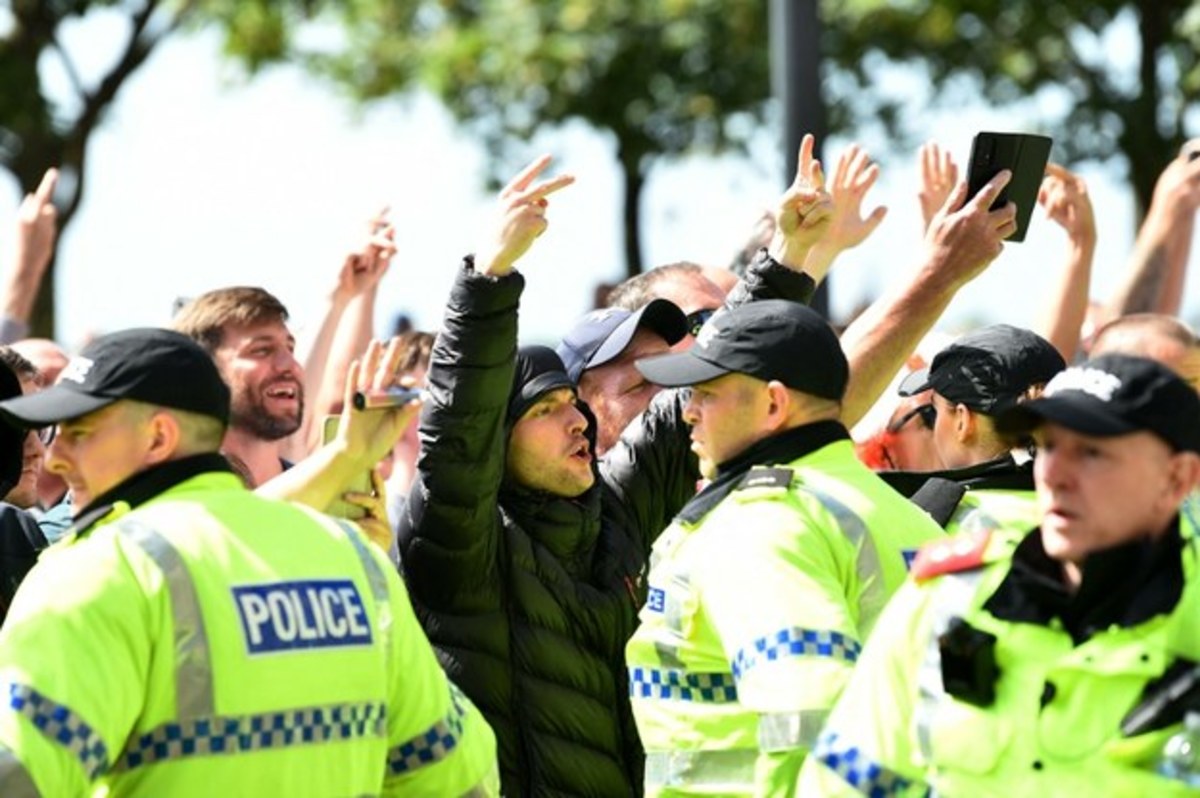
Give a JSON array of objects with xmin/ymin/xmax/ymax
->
[
  {"xmin": 333, "ymin": 519, "xmax": 392, "ymax": 648},
  {"xmin": 0, "ymin": 745, "xmax": 39, "ymax": 798},
  {"xmin": 757, "ymin": 709, "xmax": 828, "ymax": 752},
  {"xmin": 115, "ymin": 700, "xmax": 386, "ymax": 771},
  {"xmin": 730, "ymin": 628, "xmax": 861, "ymax": 681},
  {"xmin": 628, "ymin": 668, "xmax": 739, "ymax": 702},
  {"xmin": 5, "ymin": 683, "xmax": 109, "ymax": 780},
  {"xmin": 387, "ymin": 684, "xmax": 467, "ymax": 775},
  {"xmin": 812, "ymin": 730, "xmax": 924, "ymax": 797},
  {"xmin": 115, "ymin": 519, "xmax": 214, "ymax": 719},
  {"xmin": 809, "ymin": 490, "xmax": 887, "ymax": 627},
  {"xmin": 644, "ymin": 748, "xmax": 757, "ymax": 790}
]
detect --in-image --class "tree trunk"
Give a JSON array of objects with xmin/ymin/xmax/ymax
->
[
  {"xmin": 1125, "ymin": 0, "xmax": 1174, "ymax": 223},
  {"xmin": 618, "ymin": 149, "xmax": 645, "ymax": 279}
]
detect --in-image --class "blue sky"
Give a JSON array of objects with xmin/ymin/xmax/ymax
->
[{"xmin": 1, "ymin": 17, "xmax": 1181, "ymax": 356}]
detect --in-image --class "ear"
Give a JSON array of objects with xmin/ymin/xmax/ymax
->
[
  {"xmin": 144, "ymin": 411, "xmax": 182, "ymax": 466},
  {"xmin": 1163, "ymin": 451, "xmax": 1200, "ymax": 508},
  {"xmin": 953, "ymin": 403, "xmax": 976, "ymax": 445},
  {"xmin": 764, "ymin": 380, "xmax": 792, "ymax": 432}
]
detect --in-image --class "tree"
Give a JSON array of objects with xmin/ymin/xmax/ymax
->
[
  {"xmin": 302, "ymin": 0, "xmax": 774, "ymax": 279},
  {"xmin": 1, "ymin": 0, "xmax": 207, "ymax": 336},
  {"xmin": 820, "ymin": 0, "xmax": 1200, "ymax": 218}
]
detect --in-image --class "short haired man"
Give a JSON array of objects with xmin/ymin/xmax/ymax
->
[
  {"xmin": 173, "ymin": 286, "xmax": 304, "ymax": 486},
  {"xmin": 0, "ymin": 328, "xmax": 496, "ymax": 795},
  {"xmin": 800, "ymin": 354, "xmax": 1200, "ymax": 796},
  {"xmin": 1090, "ymin": 312, "xmax": 1200, "ymax": 389},
  {"xmin": 625, "ymin": 299, "xmax": 944, "ymax": 795},
  {"xmin": 557, "ymin": 299, "xmax": 688, "ymax": 455}
]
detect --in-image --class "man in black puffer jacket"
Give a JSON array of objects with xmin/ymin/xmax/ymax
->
[{"xmin": 396, "ymin": 157, "xmax": 821, "ymax": 796}]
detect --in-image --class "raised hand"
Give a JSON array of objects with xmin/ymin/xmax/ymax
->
[
  {"xmin": 922, "ymin": 170, "xmax": 1016, "ymax": 289},
  {"xmin": 768, "ymin": 134, "xmax": 834, "ymax": 271},
  {"xmin": 917, "ymin": 142, "xmax": 959, "ymax": 232},
  {"xmin": 332, "ymin": 206, "xmax": 396, "ymax": 301},
  {"xmin": 334, "ymin": 337, "xmax": 422, "ymax": 469},
  {"xmin": 1038, "ymin": 164, "xmax": 1095, "ymax": 249},
  {"xmin": 476, "ymin": 155, "xmax": 575, "ymax": 277},
  {"xmin": 819, "ymin": 143, "xmax": 888, "ymax": 253}
]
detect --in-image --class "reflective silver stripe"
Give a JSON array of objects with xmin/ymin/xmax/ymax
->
[
  {"xmin": 0, "ymin": 746, "xmax": 39, "ymax": 798},
  {"xmin": 757, "ymin": 709, "xmax": 828, "ymax": 752},
  {"xmin": 914, "ymin": 571, "xmax": 983, "ymax": 762},
  {"xmin": 5, "ymin": 683, "xmax": 109, "ymax": 779},
  {"xmin": 808, "ymin": 491, "xmax": 886, "ymax": 630},
  {"xmin": 116, "ymin": 700, "xmax": 386, "ymax": 771},
  {"xmin": 334, "ymin": 519, "xmax": 392, "ymax": 643},
  {"xmin": 644, "ymin": 748, "xmax": 757, "ymax": 789},
  {"xmin": 387, "ymin": 684, "xmax": 467, "ymax": 775},
  {"xmin": 115, "ymin": 519, "xmax": 214, "ymax": 719}
]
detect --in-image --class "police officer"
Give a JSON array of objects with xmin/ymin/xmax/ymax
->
[
  {"xmin": 889, "ymin": 324, "xmax": 1065, "ymax": 535},
  {"xmin": 626, "ymin": 300, "xmax": 944, "ymax": 796},
  {"xmin": 0, "ymin": 328, "xmax": 497, "ymax": 796},
  {"xmin": 801, "ymin": 353, "xmax": 1200, "ymax": 796}
]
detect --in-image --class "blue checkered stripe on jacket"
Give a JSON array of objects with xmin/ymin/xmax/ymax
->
[
  {"xmin": 7, "ymin": 683, "xmax": 109, "ymax": 780},
  {"xmin": 386, "ymin": 683, "xmax": 468, "ymax": 775},
  {"xmin": 730, "ymin": 627, "xmax": 862, "ymax": 681},
  {"xmin": 628, "ymin": 667, "xmax": 739, "ymax": 703},
  {"xmin": 117, "ymin": 700, "xmax": 387, "ymax": 770},
  {"xmin": 813, "ymin": 730, "xmax": 926, "ymax": 798}
]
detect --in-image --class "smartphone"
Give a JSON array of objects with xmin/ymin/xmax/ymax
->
[
  {"xmin": 965, "ymin": 132, "xmax": 1053, "ymax": 243},
  {"xmin": 321, "ymin": 415, "xmax": 370, "ymax": 520}
]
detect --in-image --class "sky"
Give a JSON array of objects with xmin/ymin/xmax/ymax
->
[{"xmin": 1, "ymin": 12, "xmax": 1186, "ymax": 357}]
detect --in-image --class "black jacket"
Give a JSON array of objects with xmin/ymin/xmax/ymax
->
[{"xmin": 398, "ymin": 253, "xmax": 813, "ymax": 796}]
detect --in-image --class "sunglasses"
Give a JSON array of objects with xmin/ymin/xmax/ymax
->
[
  {"xmin": 685, "ymin": 308, "xmax": 718, "ymax": 337},
  {"xmin": 886, "ymin": 403, "xmax": 936, "ymax": 434},
  {"xmin": 31, "ymin": 426, "xmax": 55, "ymax": 446}
]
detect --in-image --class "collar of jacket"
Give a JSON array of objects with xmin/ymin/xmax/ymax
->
[
  {"xmin": 983, "ymin": 519, "xmax": 1185, "ymax": 644},
  {"xmin": 676, "ymin": 419, "xmax": 849, "ymax": 525},
  {"xmin": 71, "ymin": 453, "xmax": 236, "ymax": 535},
  {"xmin": 881, "ymin": 454, "xmax": 1034, "ymax": 499},
  {"xmin": 500, "ymin": 478, "xmax": 603, "ymax": 570}
]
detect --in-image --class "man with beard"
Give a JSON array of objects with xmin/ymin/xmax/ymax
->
[{"xmin": 173, "ymin": 287, "xmax": 305, "ymax": 486}]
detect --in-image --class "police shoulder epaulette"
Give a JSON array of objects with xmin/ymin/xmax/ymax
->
[
  {"xmin": 911, "ymin": 528, "xmax": 992, "ymax": 583},
  {"xmin": 736, "ymin": 467, "xmax": 794, "ymax": 491}
]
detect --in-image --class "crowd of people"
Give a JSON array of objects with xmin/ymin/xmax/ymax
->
[{"xmin": 0, "ymin": 130, "xmax": 1195, "ymax": 796}]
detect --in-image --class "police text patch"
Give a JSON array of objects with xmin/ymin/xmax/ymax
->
[{"xmin": 233, "ymin": 580, "xmax": 372, "ymax": 654}]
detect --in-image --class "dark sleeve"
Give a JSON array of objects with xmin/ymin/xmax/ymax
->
[
  {"xmin": 724, "ymin": 248, "xmax": 816, "ymax": 307},
  {"xmin": 0, "ymin": 504, "xmax": 47, "ymax": 623},
  {"xmin": 398, "ymin": 260, "xmax": 524, "ymax": 610},
  {"xmin": 599, "ymin": 388, "xmax": 699, "ymax": 560}
]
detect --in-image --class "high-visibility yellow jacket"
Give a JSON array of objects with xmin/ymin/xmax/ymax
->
[
  {"xmin": 0, "ymin": 464, "xmax": 497, "ymax": 797},
  {"xmin": 626, "ymin": 435, "xmax": 944, "ymax": 797},
  {"xmin": 799, "ymin": 511, "xmax": 1200, "ymax": 797}
]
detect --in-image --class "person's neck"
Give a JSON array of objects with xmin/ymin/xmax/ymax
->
[{"xmin": 221, "ymin": 426, "xmax": 285, "ymax": 488}]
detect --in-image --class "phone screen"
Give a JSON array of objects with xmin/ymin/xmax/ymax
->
[{"xmin": 321, "ymin": 415, "xmax": 371, "ymax": 520}]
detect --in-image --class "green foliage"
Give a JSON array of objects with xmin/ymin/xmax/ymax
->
[{"xmin": 819, "ymin": 0, "xmax": 1200, "ymax": 212}]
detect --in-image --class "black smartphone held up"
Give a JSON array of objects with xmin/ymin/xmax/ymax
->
[
  {"xmin": 965, "ymin": 132, "xmax": 1053, "ymax": 243},
  {"xmin": 321, "ymin": 415, "xmax": 370, "ymax": 521}
]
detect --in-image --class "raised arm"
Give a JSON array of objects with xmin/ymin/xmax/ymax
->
[
  {"xmin": 1105, "ymin": 147, "xmax": 1200, "ymax": 320},
  {"xmin": 838, "ymin": 171, "xmax": 1016, "ymax": 428},
  {"xmin": 2, "ymin": 169, "xmax": 58, "ymax": 344},
  {"xmin": 1035, "ymin": 163, "xmax": 1096, "ymax": 360}
]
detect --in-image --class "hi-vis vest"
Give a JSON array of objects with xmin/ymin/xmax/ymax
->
[
  {"xmin": 801, "ymin": 508, "xmax": 1200, "ymax": 798},
  {"xmin": 0, "ymin": 471, "xmax": 497, "ymax": 797},
  {"xmin": 625, "ymin": 439, "xmax": 944, "ymax": 797}
]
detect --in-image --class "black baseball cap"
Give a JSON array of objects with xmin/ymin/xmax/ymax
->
[
  {"xmin": 634, "ymin": 299, "xmax": 848, "ymax": 399},
  {"xmin": 557, "ymin": 299, "xmax": 688, "ymax": 382},
  {"xmin": 997, "ymin": 353, "xmax": 1200, "ymax": 453},
  {"xmin": 0, "ymin": 328, "xmax": 231, "ymax": 428},
  {"xmin": 898, "ymin": 324, "xmax": 1065, "ymax": 414}
]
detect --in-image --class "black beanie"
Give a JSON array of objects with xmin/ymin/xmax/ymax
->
[{"xmin": 507, "ymin": 346, "xmax": 576, "ymax": 424}]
